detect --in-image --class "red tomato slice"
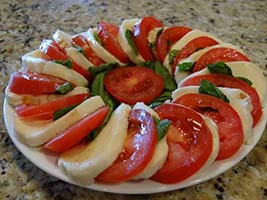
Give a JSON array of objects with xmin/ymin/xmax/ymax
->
[
  {"xmin": 192, "ymin": 47, "xmax": 251, "ymax": 72},
  {"xmin": 72, "ymin": 34, "xmax": 104, "ymax": 66},
  {"xmin": 172, "ymin": 36, "xmax": 219, "ymax": 73},
  {"xmin": 96, "ymin": 109, "xmax": 157, "ymax": 183},
  {"xmin": 133, "ymin": 16, "xmax": 164, "ymax": 61},
  {"xmin": 151, "ymin": 103, "xmax": 213, "ymax": 183},
  {"xmin": 8, "ymin": 71, "xmax": 67, "ymax": 95},
  {"xmin": 97, "ymin": 21, "xmax": 130, "ymax": 63},
  {"xmin": 15, "ymin": 93, "xmax": 90, "ymax": 120},
  {"xmin": 40, "ymin": 40, "xmax": 91, "ymax": 80},
  {"xmin": 43, "ymin": 106, "xmax": 109, "ymax": 153},
  {"xmin": 180, "ymin": 74, "xmax": 262, "ymax": 126},
  {"xmin": 104, "ymin": 66, "xmax": 164, "ymax": 105},
  {"xmin": 173, "ymin": 94, "xmax": 244, "ymax": 160},
  {"xmin": 156, "ymin": 26, "xmax": 192, "ymax": 63}
]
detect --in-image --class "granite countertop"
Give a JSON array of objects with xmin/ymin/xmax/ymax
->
[{"xmin": 1, "ymin": 0, "xmax": 267, "ymax": 199}]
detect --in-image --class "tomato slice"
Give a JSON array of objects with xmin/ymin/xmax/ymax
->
[
  {"xmin": 43, "ymin": 106, "xmax": 109, "ymax": 153},
  {"xmin": 172, "ymin": 36, "xmax": 219, "ymax": 73},
  {"xmin": 97, "ymin": 21, "xmax": 130, "ymax": 63},
  {"xmin": 192, "ymin": 47, "xmax": 251, "ymax": 72},
  {"xmin": 180, "ymin": 74, "xmax": 262, "ymax": 126},
  {"xmin": 8, "ymin": 71, "xmax": 67, "ymax": 95},
  {"xmin": 173, "ymin": 94, "xmax": 244, "ymax": 160},
  {"xmin": 40, "ymin": 40, "xmax": 91, "ymax": 80},
  {"xmin": 156, "ymin": 26, "xmax": 192, "ymax": 63},
  {"xmin": 133, "ymin": 16, "xmax": 164, "ymax": 61},
  {"xmin": 72, "ymin": 34, "xmax": 104, "ymax": 66},
  {"xmin": 96, "ymin": 109, "xmax": 157, "ymax": 183},
  {"xmin": 151, "ymin": 103, "xmax": 213, "ymax": 183},
  {"xmin": 104, "ymin": 66, "xmax": 164, "ymax": 105},
  {"xmin": 15, "ymin": 93, "xmax": 90, "ymax": 120}
]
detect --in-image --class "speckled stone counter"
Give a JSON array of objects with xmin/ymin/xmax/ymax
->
[{"xmin": 1, "ymin": 0, "xmax": 267, "ymax": 199}]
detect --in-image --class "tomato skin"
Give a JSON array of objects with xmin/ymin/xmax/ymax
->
[
  {"xmin": 156, "ymin": 26, "xmax": 192, "ymax": 63},
  {"xmin": 72, "ymin": 34, "xmax": 104, "ymax": 66},
  {"xmin": 192, "ymin": 47, "xmax": 251, "ymax": 72},
  {"xmin": 15, "ymin": 93, "xmax": 90, "ymax": 121},
  {"xmin": 43, "ymin": 106, "xmax": 109, "ymax": 153},
  {"xmin": 180, "ymin": 74, "xmax": 262, "ymax": 126},
  {"xmin": 104, "ymin": 66, "xmax": 164, "ymax": 105},
  {"xmin": 97, "ymin": 21, "xmax": 130, "ymax": 63},
  {"xmin": 8, "ymin": 71, "xmax": 67, "ymax": 95},
  {"xmin": 133, "ymin": 16, "xmax": 164, "ymax": 61},
  {"xmin": 172, "ymin": 36, "xmax": 219, "ymax": 73},
  {"xmin": 40, "ymin": 40, "xmax": 91, "ymax": 80},
  {"xmin": 96, "ymin": 109, "xmax": 157, "ymax": 183},
  {"xmin": 151, "ymin": 103, "xmax": 213, "ymax": 183},
  {"xmin": 173, "ymin": 94, "xmax": 244, "ymax": 160}
]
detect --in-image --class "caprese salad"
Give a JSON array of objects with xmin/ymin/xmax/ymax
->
[{"xmin": 5, "ymin": 16, "xmax": 266, "ymax": 185}]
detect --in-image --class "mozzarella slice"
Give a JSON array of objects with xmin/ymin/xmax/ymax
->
[
  {"xmin": 174, "ymin": 43, "xmax": 244, "ymax": 83},
  {"xmin": 52, "ymin": 29, "xmax": 73, "ymax": 49},
  {"xmin": 14, "ymin": 96, "xmax": 105, "ymax": 147},
  {"xmin": 58, "ymin": 103, "xmax": 131, "ymax": 185},
  {"xmin": 172, "ymin": 86, "xmax": 253, "ymax": 143},
  {"xmin": 163, "ymin": 30, "xmax": 223, "ymax": 73},
  {"xmin": 5, "ymin": 86, "xmax": 89, "ymax": 107},
  {"xmin": 21, "ymin": 50, "xmax": 88, "ymax": 86},
  {"xmin": 178, "ymin": 61, "xmax": 266, "ymax": 103},
  {"xmin": 82, "ymin": 29, "xmax": 125, "ymax": 65},
  {"xmin": 131, "ymin": 102, "xmax": 168, "ymax": 180},
  {"xmin": 117, "ymin": 19, "xmax": 145, "ymax": 64},
  {"xmin": 147, "ymin": 27, "xmax": 164, "ymax": 59}
]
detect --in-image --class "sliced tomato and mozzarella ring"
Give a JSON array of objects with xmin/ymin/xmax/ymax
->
[
  {"xmin": 14, "ymin": 96, "xmax": 105, "ymax": 146},
  {"xmin": 21, "ymin": 49, "xmax": 88, "ymax": 86},
  {"xmin": 172, "ymin": 86, "xmax": 252, "ymax": 143},
  {"xmin": 151, "ymin": 103, "xmax": 214, "ymax": 183},
  {"xmin": 132, "ymin": 16, "xmax": 164, "ymax": 61},
  {"xmin": 131, "ymin": 102, "xmax": 168, "ymax": 180},
  {"xmin": 58, "ymin": 103, "xmax": 131, "ymax": 185},
  {"xmin": 117, "ymin": 18, "xmax": 146, "ymax": 64},
  {"xmin": 172, "ymin": 91, "xmax": 244, "ymax": 160},
  {"xmin": 175, "ymin": 43, "xmax": 250, "ymax": 83},
  {"xmin": 96, "ymin": 108, "xmax": 157, "ymax": 183}
]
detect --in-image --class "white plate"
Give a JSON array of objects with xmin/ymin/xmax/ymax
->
[{"xmin": 3, "ymin": 98, "xmax": 267, "ymax": 194}]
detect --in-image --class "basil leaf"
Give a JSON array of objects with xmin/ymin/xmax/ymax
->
[
  {"xmin": 150, "ymin": 90, "xmax": 172, "ymax": 107},
  {"xmin": 53, "ymin": 104, "xmax": 78, "ymax": 120},
  {"xmin": 56, "ymin": 82, "xmax": 73, "ymax": 94},
  {"xmin": 199, "ymin": 80, "xmax": 230, "ymax": 103},
  {"xmin": 178, "ymin": 62, "xmax": 195, "ymax": 72},
  {"xmin": 153, "ymin": 116, "xmax": 171, "ymax": 141},
  {"xmin": 89, "ymin": 62, "xmax": 119, "ymax": 76},
  {"xmin": 54, "ymin": 59, "xmax": 73, "ymax": 68},
  {"xmin": 207, "ymin": 62, "xmax": 233, "ymax": 76},
  {"xmin": 168, "ymin": 50, "xmax": 180, "ymax": 65},
  {"xmin": 236, "ymin": 76, "xmax": 253, "ymax": 86},
  {"xmin": 93, "ymin": 31, "xmax": 103, "ymax": 46},
  {"xmin": 125, "ymin": 29, "xmax": 139, "ymax": 56}
]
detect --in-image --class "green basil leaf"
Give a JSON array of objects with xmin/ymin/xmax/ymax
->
[
  {"xmin": 93, "ymin": 31, "xmax": 103, "ymax": 46},
  {"xmin": 199, "ymin": 80, "xmax": 230, "ymax": 103},
  {"xmin": 53, "ymin": 104, "xmax": 78, "ymax": 120},
  {"xmin": 56, "ymin": 82, "xmax": 73, "ymax": 94},
  {"xmin": 89, "ymin": 62, "xmax": 119, "ymax": 76},
  {"xmin": 207, "ymin": 62, "xmax": 233, "ymax": 76},
  {"xmin": 168, "ymin": 50, "xmax": 180, "ymax": 65},
  {"xmin": 153, "ymin": 116, "xmax": 171, "ymax": 141},
  {"xmin": 54, "ymin": 59, "xmax": 73, "ymax": 68},
  {"xmin": 236, "ymin": 76, "xmax": 253, "ymax": 86},
  {"xmin": 177, "ymin": 62, "xmax": 195, "ymax": 72},
  {"xmin": 125, "ymin": 29, "xmax": 139, "ymax": 56}
]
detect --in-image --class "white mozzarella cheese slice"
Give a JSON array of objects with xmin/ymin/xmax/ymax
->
[
  {"xmin": 58, "ymin": 103, "xmax": 131, "ymax": 185},
  {"xmin": 52, "ymin": 29, "xmax": 73, "ymax": 49},
  {"xmin": 131, "ymin": 102, "xmax": 168, "ymax": 180},
  {"xmin": 163, "ymin": 30, "xmax": 223, "ymax": 73},
  {"xmin": 14, "ymin": 96, "xmax": 105, "ymax": 147},
  {"xmin": 82, "ymin": 29, "xmax": 125, "ymax": 65},
  {"xmin": 117, "ymin": 18, "xmax": 145, "ymax": 64},
  {"xmin": 172, "ymin": 86, "xmax": 253, "ymax": 144},
  {"xmin": 21, "ymin": 50, "xmax": 88, "ymax": 86}
]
